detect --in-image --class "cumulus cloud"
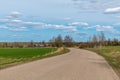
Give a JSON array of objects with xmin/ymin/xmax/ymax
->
[
  {"xmin": 21, "ymin": 21, "xmax": 77, "ymax": 33},
  {"xmin": 95, "ymin": 25, "xmax": 116, "ymax": 33},
  {"xmin": 23, "ymin": 22, "xmax": 44, "ymax": 27},
  {"xmin": 104, "ymin": 7, "xmax": 120, "ymax": 14},
  {"xmin": 11, "ymin": 19, "xmax": 22, "ymax": 23},
  {"xmin": 69, "ymin": 22, "xmax": 89, "ymax": 26},
  {"xmin": 0, "ymin": 12, "xmax": 79, "ymax": 33},
  {"xmin": 0, "ymin": 19, "xmax": 77, "ymax": 32},
  {"xmin": 10, "ymin": 11, "xmax": 21, "ymax": 18},
  {"xmin": 72, "ymin": 0, "xmax": 120, "ymax": 13},
  {"xmin": 72, "ymin": 0, "xmax": 104, "ymax": 11},
  {"xmin": 35, "ymin": 23, "xmax": 77, "ymax": 32}
]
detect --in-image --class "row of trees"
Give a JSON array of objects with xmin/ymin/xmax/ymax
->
[
  {"xmin": 49, "ymin": 35, "xmax": 74, "ymax": 47},
  {"xmin": 0, "ymin": 35, "xmax": 74, "ymax": 48},
  {"xmin": 0, "ymin": 42, "xmax": 48, "ymax": 48},
  {"xmin": 79, "ymin": 32, "xmax": 120, "ymax": 48},
  {"xmin": 0, "ymin": 33, "xmax": 119, "ymax": 48}
]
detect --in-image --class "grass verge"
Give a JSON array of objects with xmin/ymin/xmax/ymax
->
[
  {"xmin": 0, "ymin": 47, "xmax": 69, "ymax": 69},
  {"xmin": 86, "ymin": 46, "xmax": 120, "ymax": 77}
]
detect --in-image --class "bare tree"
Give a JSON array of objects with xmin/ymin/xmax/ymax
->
[
  {"xmin": 64, "ymin": 35, "xmax": 73, "ymax": 47},
  {"xmin": 49, "ymin": 37, "xmax": 56, "ymax": 47},
  {"xmin": 92, "ymin": 34, "xmax": 98, "ymax": 47},
  {"xmin": 55, "ymin": 35, "xmax": 63, "ymax": 47},
  {"xmin": 113, "ymin": 38, "xmax": 119, "ymax": 46},
  {"xmin": 29, "ymin": 40, "xmax": 34, "ymax": 47},
  {"xmin": 99, "ymin": 32, "xmax": 105, "ymax": 48}
]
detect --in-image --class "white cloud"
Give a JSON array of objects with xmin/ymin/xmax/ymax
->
[
  {"xmin": 69, "ymin": 22, "xmax": 89, "ymax": 26},
  {"xmin": 10, "ymin": 11, "xmax": 21, "ymax": 18},
  {"xmin": 0, "ymin": 19, "xmax": 77, "ymax": 32},
  {"xmin": 0, "ymin": 19, "xmax": 23, "ymax": 25},
  {"xmin": 95, "ymin": 25, "xmax": 116, "ymax": 33},
  {"xmin": 35, "ymin": 23, "xmax": 77, "ymax": 32},
  {"xmin": 72, "ymin": 0, "xmax": 120, "ymax": 13},
  {"xmin": 6, "ymin": 16, "xmax": 14, "ymax": 19},
  {"xmin": 72, "ymin": 0, "xmax": 105, "ymax": 11},
  {"xmin": 23, "ymin": 22, "xmax": 44, "ymax": 27},
  {"xmin": 0, "ymin": 12, "xmax": 79, "ymax": 33},
  {"xmin": 11, "ymin": 19, "xmax": 22, "ymax": 23},
  {"xmin": 0, "ymin": 12, "xmax": 90, "ymax": 34},
  {"xmin": 10, "ymin": 20, "xmax": 22, "ymax": 25},
  {"xmin": 104, "ymin": 7, "xmax": 120, "ymax": 14}
]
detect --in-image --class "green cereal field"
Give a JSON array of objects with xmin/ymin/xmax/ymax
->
[{"xmin": 0, "ymin": 48, "xmax": 57, "ymax": 69}]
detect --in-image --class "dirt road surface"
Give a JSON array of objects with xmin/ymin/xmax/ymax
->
[{"xmin": 0, "ymin": 48, "xmax": 119, "ymax": 80}]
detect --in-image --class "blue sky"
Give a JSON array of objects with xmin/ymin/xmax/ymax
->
[{"xmin": 0, "ymin": 0, "xmax": 120, "ymax": 42}]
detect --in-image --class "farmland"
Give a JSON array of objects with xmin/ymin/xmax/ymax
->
[
  {"xmin": 0, "ymin": 48, "xmax": 58, "ymax": 69},
  {"xmin": 86, "ymin": 46, "xmax": 120, "ymax": 76}
]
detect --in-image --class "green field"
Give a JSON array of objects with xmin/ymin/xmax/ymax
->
[
  {"xmin": 86, "ymin": 46, "xmax": 120, "ymax": 76},
  {"xmin": 0, "ymin": 48, "xmax": 57, "ymax": 69}
]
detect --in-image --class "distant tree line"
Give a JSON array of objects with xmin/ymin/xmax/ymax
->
[
  {"xmin": 79, "ymin": 32, "xmax": 120, "ymax": 48},
  {"xmin": 0, "ymin": 33, "xmax": 120, "ymax": 48},
  {"xmin": 49, "ymin": 35, "xmax": 74, "ymax": 47},
  {"xmin": 0, "ymin": 42, "xmax": 48, "ymax": 48},
  {"xmin": 0, "ymin": 35, "xmax": 74, "ymax": 48}
]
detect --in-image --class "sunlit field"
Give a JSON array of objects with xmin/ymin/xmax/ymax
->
[{"xmin": 0, "ymin": 48, "xmax": 57, "ymax": 69}]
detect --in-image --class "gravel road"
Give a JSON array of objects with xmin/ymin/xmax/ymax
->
[{"xmin": 0, "ymin": 48, "xmax": 119, "ymax": 80}]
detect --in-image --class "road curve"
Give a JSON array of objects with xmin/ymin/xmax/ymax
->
[{"xmin": 0, "ymin": 48, "xmax": 119, "ymax": 80}]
